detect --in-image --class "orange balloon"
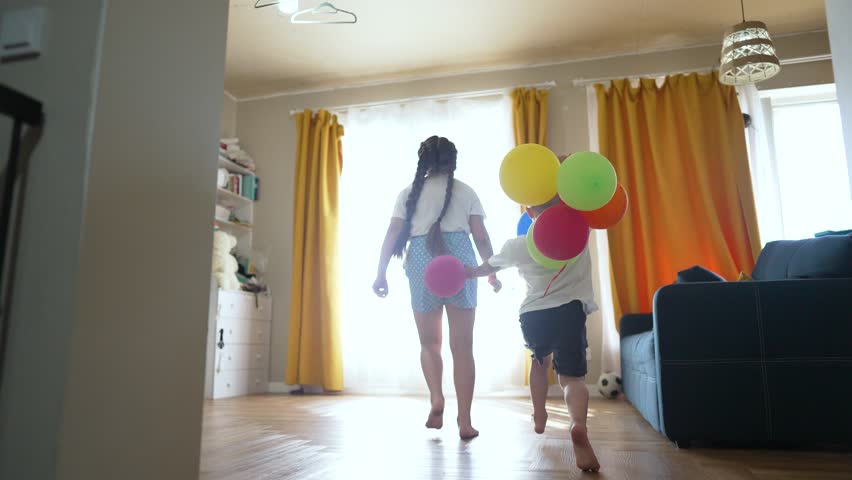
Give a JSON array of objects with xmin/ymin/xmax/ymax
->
[{"xmin": 581, "ymin": 184, "xmax": 628, "ymax": 229}]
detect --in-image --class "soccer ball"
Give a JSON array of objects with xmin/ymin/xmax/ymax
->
[{"xmin": 597, "ymin": 372, "xmax": 622, "ymax": 399}]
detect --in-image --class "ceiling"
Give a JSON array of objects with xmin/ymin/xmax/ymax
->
[{"xmin": 225, "ymin": 0, "xmax": 826, "ymax": 98}]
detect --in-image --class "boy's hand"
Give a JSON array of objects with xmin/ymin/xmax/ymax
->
[{"xmin": 488, "ymin": 274, "xmax": 502, "ymax": 293}]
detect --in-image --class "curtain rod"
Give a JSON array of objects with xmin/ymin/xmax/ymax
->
[
  {"xmin": 571, "ymin": 54, "xmax": 832, "ymax": 87},
  {"xmin": 288, "ymin": 81, "xmax": 556, "ymax": 116}
]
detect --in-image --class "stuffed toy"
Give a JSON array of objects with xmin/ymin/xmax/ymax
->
[{"xmin": 212, "ymin": 230, "xmax": 241, "ymax": 290}]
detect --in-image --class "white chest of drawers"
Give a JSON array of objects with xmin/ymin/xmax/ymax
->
[{"xmin": 205, "ymin": 285, "xmax": 272, "ymax": 399}]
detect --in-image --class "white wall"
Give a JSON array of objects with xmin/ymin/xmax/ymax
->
[
  {"xmin": 825, "ymin": 0, "xmax": 852, "ymax": 195},
  {"xmin": 55, "ymin": 1, "xmax": 229, "ymax": 478},
  {"xmin": 222, "ymin": 92, "xmax": 238, "ymax": 138},
  {"xmin": 0, "ymin": 1, "xmax": 229, "ymax": 478},
  {"xmin": 0, "ymin": 1, "xmax": 106, "ymax": 478},
  {"xmin": 236, "ymin": 31, "xmax": 833, "ymax": 387}
]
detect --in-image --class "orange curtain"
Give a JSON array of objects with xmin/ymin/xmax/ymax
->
[
  {"xmin": 285, "ymin": 109, "xmax": 345, "ymax": 391},
  {"xmin": 596, "ymin": 73, "xmax": 761, "ymax": 324}
]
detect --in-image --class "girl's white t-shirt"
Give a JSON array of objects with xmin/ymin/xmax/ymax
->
[
  {"xmin": 488, "ymin": 237, "xmax": 599, "ymax": 315},
  {"xmin": 391, "ymin": 175, "xmax": 485, "ymax": 236}
]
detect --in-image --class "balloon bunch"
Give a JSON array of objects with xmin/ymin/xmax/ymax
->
[{"xmin": 501, "ymin": 144, "xmax": 628, "ymax": 270}]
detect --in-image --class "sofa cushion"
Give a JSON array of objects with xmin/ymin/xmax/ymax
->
[
  {"xmin": 753, "ymin": 234, "xmax": 852, "ymax": 280},
  {"xmin": 788, "ymin": 234, "xmax": 852, "ymax": 278},
  {"xmin": 676, "ymin": 265, "xmax": 725, "ymax": 283}
]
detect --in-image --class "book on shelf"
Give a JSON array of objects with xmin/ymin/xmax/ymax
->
[
  {"xmin": 241, "ymin": 174, "xmax": 253, "ymax": 200},
  {"xmin": 223, "ymin": 173, "xmax": 261, "ymax": 201},
  {"xmin": 240, "ymin": 174, "xmax": 260, "ymax": 201},
  {"xmin": 228, "ymin": 174, "xmax": 242, "ymax": 196}
]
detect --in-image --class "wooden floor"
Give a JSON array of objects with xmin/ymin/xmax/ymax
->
[{"xmin": 200, "ymin": 394, "xmax": 852, "ymax": 480}]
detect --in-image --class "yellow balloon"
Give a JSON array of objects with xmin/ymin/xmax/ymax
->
[{"xmin": 499, "ymin": 144, "xmax": 560, "ymax": 206}]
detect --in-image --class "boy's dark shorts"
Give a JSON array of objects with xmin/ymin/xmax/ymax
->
[{"xmin": 519, "ymin": 300, "xmax": 588, "ymax": 377}]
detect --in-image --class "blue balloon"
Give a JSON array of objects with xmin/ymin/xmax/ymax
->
[{"xmin": 516, "ymin": 211, "xmax": 533, "ymax": 236}]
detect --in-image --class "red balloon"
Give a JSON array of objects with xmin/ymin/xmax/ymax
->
[
  {"xmin": 532, "ymin": 203, "xmax": 590, "ymax": 261},
  {"xmin": 424, "ymin": 255, "xmax": 466, "ymax": 298},
  {"xmin": 581, "ymin": 184, "xmax": 628, "ymax": 229}
]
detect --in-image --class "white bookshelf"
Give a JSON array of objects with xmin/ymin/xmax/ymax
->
[
  {"xmin": 205, "ymin": 144, "xmax": 271, "ymax": 400},
  {"xmin": 214, "ymin": 156, "xmax": 256, "ymax": 258}
]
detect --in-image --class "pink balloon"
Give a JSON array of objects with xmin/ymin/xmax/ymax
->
[
  {"xmin": 424, "ymin": 255, "xmax": 466, "ymax": 298},
  {"xmin": 533, "ymin": 203, "xmax": 590, "ymax": 261}
]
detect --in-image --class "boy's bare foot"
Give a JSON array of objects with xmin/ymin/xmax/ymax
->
[
  {"xmin": 425, "ymin": 397, "xmax": 444, "ymax": 429},
  {"xmin": 532, "ymin": 412, "xmax": 548, "ymax": 434},
  {"xmin": 457, "ymin": 417, "xmax": 480, "ymax": 440},
  {"xmin": 570, "ymin": 424, "xmax": 600, "ymax": 472}
]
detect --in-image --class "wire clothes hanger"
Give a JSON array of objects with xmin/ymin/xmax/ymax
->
[
  {"xmin": 254, "ymin": 1, "xmax": 357, "ymax": 24},
  {"xmin": 291, "ymin": 2, "xmax": 357, "ymax": 24}
]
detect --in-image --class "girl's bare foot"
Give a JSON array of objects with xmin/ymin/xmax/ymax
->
[
  {"xmin": 457, "ymin": 417, "xmax": 479, "ymax": 440},
  {"xmin": 570, "ymin": 424, "xmax": 600, "ymax": 472},
  {"xmin": 532, "ymin": 411, "xmax": 548, "ymax": 434},
  {"xmin": 425, "ymin": 397, "xmax": 444, "ymax": 429}
]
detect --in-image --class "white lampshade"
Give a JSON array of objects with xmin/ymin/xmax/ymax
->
[
  {"xmin": 278, "ymin": 0, "xmax": 298, "ymax": 15},
  {"xmin": 719, "ymin": 21, "xmax": 781, "ymax": 86}
]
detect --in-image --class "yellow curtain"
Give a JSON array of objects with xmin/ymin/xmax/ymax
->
[
  {"xmin": 512, "ymin": 88, "xmax": 549, "ymax": 146},
  {"xmin": 285, "ymin": 109, "xmax": 344, "ymax": 391},
  {"xmin": 511, "ymin": 87, "xmax": 556, "ymax": 385},
  {"xmin": 596, "ymin": 73, "xmax": 761, "ymax": 324}
]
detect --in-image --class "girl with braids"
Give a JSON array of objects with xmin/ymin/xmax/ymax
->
[{"xmin": 373, "ymin": 135, "xmax": 496, "ymax": 440}]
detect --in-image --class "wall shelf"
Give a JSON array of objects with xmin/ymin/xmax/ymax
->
[
  {"xmin": 216, "ymin": 187, "xmax": 253, "ymax": 209},
  {"xmin": 214, "ymin": 218, "xmax": 252, "ymax": 235},
  {"xmin": 218, "ymin": 155, "xmax": 255, "ymax": 176}
]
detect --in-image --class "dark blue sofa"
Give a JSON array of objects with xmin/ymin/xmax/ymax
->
[{"xmin": 620, "ymin": 234, "xmax": 852, "ymax": 446}]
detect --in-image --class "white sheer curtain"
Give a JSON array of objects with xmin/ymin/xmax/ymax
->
[
  {"xmin": 584, "ymin": 84, "xmax": 620, "ymax": 376},
  {"xmin": 337, "ymin": 94, "xmax": 526, "ymax": 395},
  {"xmin": 740, "ymin": 83, "xmax": 852, "ymax": 241},
  {"xmin": 738, "ymin": 84, "xmax": 785, "ymax": 243}
]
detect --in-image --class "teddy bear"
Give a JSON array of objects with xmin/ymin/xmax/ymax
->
[{"xmin": 212, "ymin": 230, "xmax": 241, "ymax": 291}]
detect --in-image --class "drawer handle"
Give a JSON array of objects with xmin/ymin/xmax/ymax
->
[{"xmin": 217, "ymin": 329, "xmax": 225, "ymax": 349}]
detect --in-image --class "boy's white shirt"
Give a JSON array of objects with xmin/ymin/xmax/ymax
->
[{"xmin": 489, "ymin": 236, "xmax": 598, "ymax": 316}]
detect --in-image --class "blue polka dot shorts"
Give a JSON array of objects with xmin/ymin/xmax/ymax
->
[{"xmin": 404, "ymin": 231, "xmax": 478, "ymax": 313}]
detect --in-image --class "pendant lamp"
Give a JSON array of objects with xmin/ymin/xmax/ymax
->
[{"xmin": 718, "ymin": 0, "xmax": 781, "ymax": 86}]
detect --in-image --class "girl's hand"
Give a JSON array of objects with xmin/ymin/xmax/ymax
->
[
  {"xmin": 465, "ymin": 266, "xmax": 478, "ymax": 279},
  {"xmin": 372, "ymin": 275, "xmax": 389, "ymax": 298}
]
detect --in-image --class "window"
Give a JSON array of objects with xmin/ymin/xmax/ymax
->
[
  {"xmin": 336, "ymin": 95, "xmax": 527, "ymax": 393},
  {"xmin": 759, "ymin": 84, "xmax": 852, "ymax": 240}
]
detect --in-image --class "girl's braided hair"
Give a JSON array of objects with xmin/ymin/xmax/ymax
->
[{"xmin": 392, "ymin": 135, "xmax": 457, "ymax": 258}]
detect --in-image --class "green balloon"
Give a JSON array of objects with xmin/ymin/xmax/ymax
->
[
  {"xmin": 526, "ymin": 221, "xmax": 576, "ymax": 270},
  {"xmin": 557, "ymin": 152, "xmax": 618, "ymax": 211}
]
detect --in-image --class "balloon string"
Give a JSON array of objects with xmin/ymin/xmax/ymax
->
[{"xmin": 542, "ymin": 263, "xmax": 568, "ymax": 298}]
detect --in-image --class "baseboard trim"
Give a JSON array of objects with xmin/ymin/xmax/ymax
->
[{"xmin": 267, "ymin": 383, "xmax": 602, "ymax": 398}]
